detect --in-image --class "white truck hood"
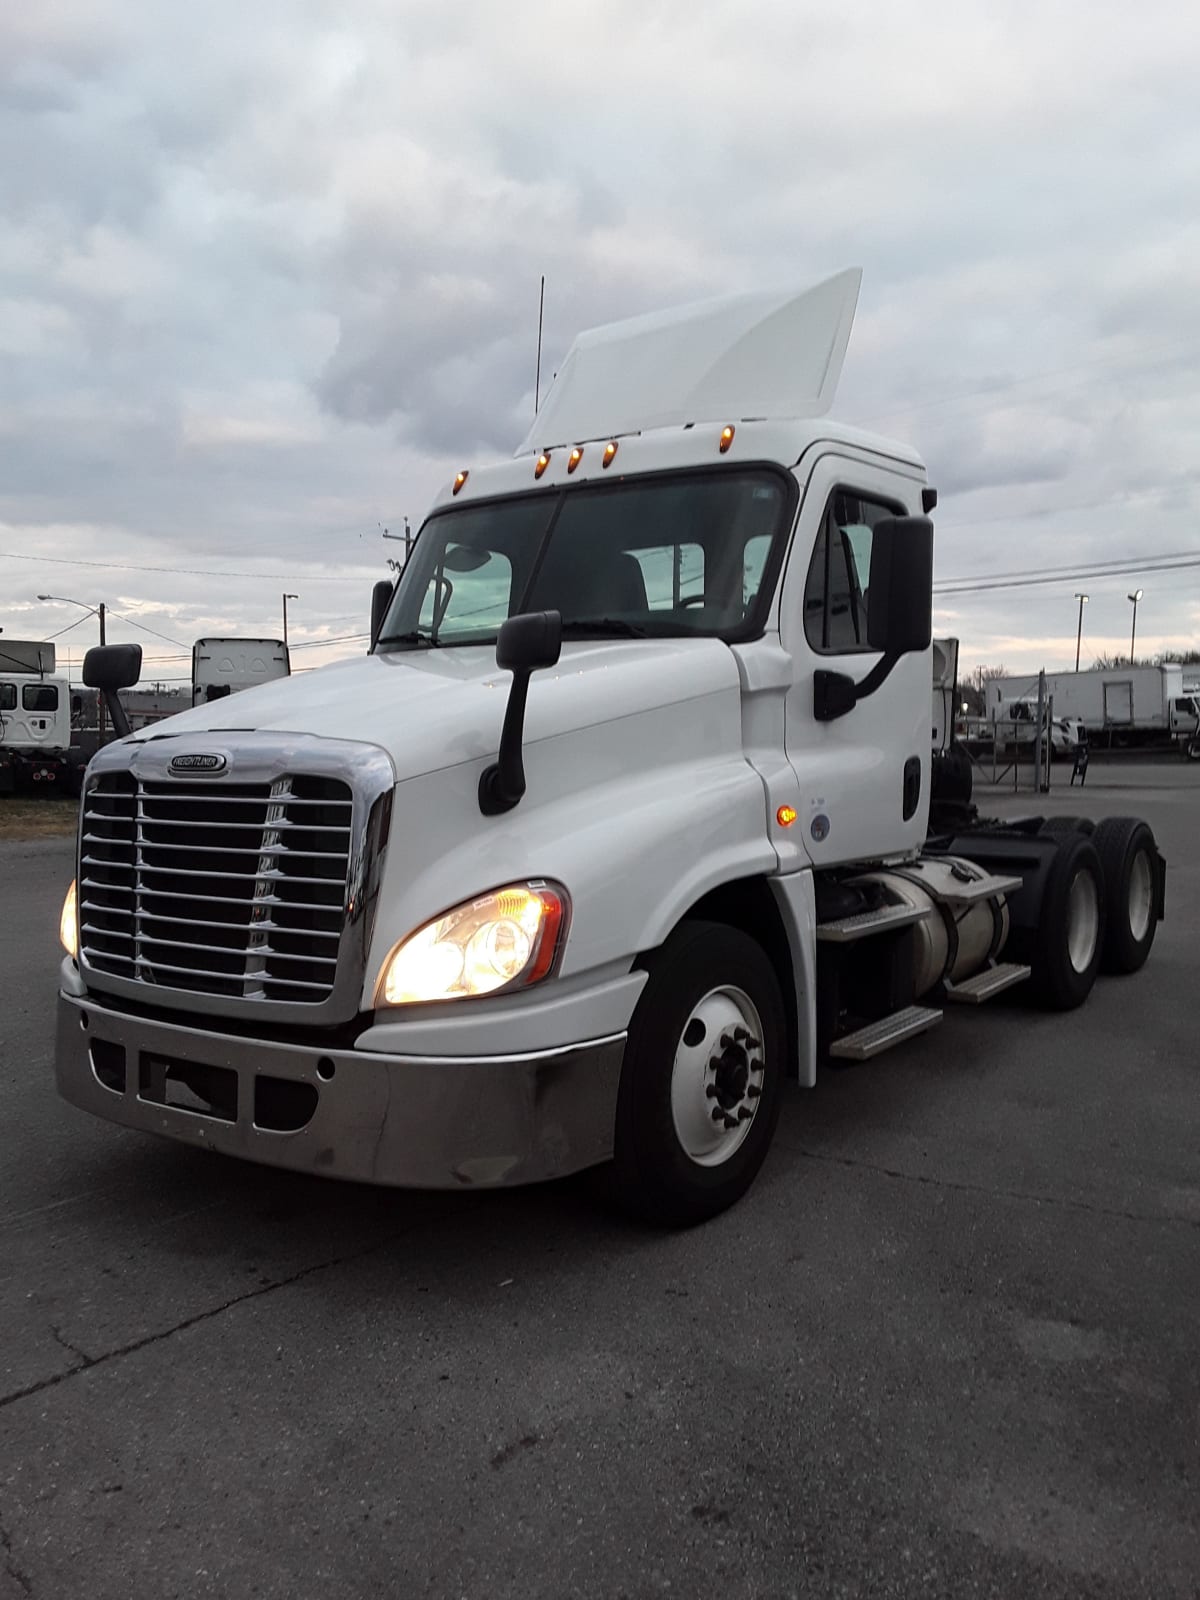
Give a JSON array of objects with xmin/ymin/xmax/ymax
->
[{"xmin": 130, "ymin": 637, "xmax": 743, "ymax": 783}]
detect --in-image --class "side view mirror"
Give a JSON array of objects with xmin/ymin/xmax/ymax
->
[
  {"xmin": 814, "ymin": 515, "xmax": 933, "ymax": 723},
  {"xmin": 370, "ymin": 579, "xmax": 394, "ymax": 650},
  {"xmin": 866, "ymin": 516, "xmax": 934, "ymax": 656},
  {"xmin": 479, "ymin": 611, "xmax": 562, "ymax": 816},
  {"xmin": 83, "ymin": 642, "xmax": 142, "ymax": 739}
]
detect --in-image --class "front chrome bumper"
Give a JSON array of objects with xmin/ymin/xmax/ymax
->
[{"xmin": 56, "ymin": 990, "xmax": 625, "ymax": 1188}]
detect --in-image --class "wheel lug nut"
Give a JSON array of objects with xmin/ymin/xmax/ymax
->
[
  {"xmin": 746, "ymin": 1084, "xmax": 761, "ymax": 1099},
  {"xmin": 737, "ymin": 1107, "xmax": 753, "ymax": 1121},
  {"xmin": 711, "ymin": 1108, "xmax": 725, "ymax": 1123},
  {"xmin": 705, "ymin": 1085, "xmax": 718, "ymax": 1099}
]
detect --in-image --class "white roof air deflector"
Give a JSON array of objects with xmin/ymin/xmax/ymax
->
[{"xmin": 518, "ymin": 268, "xmax": 862, "ymax": 456}]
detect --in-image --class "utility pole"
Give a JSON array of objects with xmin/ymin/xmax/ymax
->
[
  {"xmin": 1073, "ymin": 593, "xmax": 1088, "ymax": 672},
  {"xmin": 283, "ymin": 593, "xmax": 298, "ymax": 647},
  {"xmin": 381, "ymin": 517, "xmax": 412, "ymax": 568}
]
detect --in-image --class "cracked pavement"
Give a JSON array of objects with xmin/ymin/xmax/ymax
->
[{"xmin": 1, "ymin": 766, "xmax": 1198, "ymax": 1598}]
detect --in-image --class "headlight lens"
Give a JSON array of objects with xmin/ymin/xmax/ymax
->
[
  {"xmin": 377, "ymin": 882, "xmax": 568, "ymax": 1006},
  {"xmin": 60, "ymin": 879, "xmax": 79, "ymax": 960}
]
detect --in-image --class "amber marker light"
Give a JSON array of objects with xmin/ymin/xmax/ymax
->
[
  {"xmin": 602, "ymin": 441, "xmax": 618, "ymax": 468},
  {"xmin": 534, "ymin": 452, "xmax": 551, "ymax": 479},
  {"xmin": 719, "ymin": 425, "xmax": 735, "ymax": 453},
  {"xmin": 567, "ymin": 447, "xmax": 584, "ymax": 473},
  {"xmin": 453, "ymin": 470, "xmax": 469, "ymax": 494},
  {"xmin": 776, "ymin": 805, "xmax": 797, "ymax": 827}
]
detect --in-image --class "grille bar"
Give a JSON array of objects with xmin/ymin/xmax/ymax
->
[{"xmin": 80, "ymin": 771, "xmax": 353, "ymax": 1004}]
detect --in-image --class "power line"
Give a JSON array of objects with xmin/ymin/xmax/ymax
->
[
  {"xmin": 937, "ymin": 556, "xmax": 1200, "ymax": 598},
  {"xmin": 107, "ymin": 608, "xmax": 189, "ymax": 648},
  {"xmin": 1, "ymin": 550, "xmax": 374, "ymax": 583},
  {"xmin": 936, "ymin": 546, "xmax": 1200, "ymax": 591}
]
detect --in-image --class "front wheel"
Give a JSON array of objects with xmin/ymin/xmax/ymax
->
[
  {"xmin": 612, "ymin": 920, "xmax": 786, "ymax": 1227},
  {"xmin": 1185, "ymin": 737, "xmax": 1200, "ymax": 762}
]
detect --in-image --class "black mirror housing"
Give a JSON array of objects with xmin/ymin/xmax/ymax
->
[
  {"xmin": 479, "ymin": 612, "xmax": 562, "ymax": 816},
  {"xmin": 496, "ymin": 610, "xmax": 562, "ymax": 673},
  {"xmin": 370, "ymin": 580, "xmax": 394, "ymax": 650},
  {"xmin": 82, "ymin": 643, "xmax": 142, "ymax": 691},
  {"xmin": 866, "ymin": 516, "xmax": 934, "ymax": 656}
]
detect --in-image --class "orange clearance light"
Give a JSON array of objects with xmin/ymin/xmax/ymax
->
[
  {"xmin": 602, "ymin": 441, "xmax": 618, "ymax": 468},
  {"xmin": 719, "ymin": 425, "xmax": 735, "ymax": 454},
  {"xmin": 776, "ymin": 805, "xmax": 797, "ymax": 828},
  {"xmin": 567, "ymin": 447, "xmax": 584, "ymax": 473},
  {"xmin": 534, "ymin": 452, "xmax": 551, "ymax": 479},
  {"xmin": 453, "ymin": 470, "xmax": 469, "ymax": 495}
]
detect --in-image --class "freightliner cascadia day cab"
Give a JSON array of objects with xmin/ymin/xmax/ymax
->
[{"xmin": 57, "ymin": 272, "xmax": 1166, "ymax": 1225}]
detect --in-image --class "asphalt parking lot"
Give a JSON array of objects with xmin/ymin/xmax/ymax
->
[{"xmin": 1, "ymin": 764, "xmax": 1198, "ymax": 1599}]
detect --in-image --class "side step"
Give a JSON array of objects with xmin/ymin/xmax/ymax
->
[
  {"xmin": 817, "ymin": 904, "xmax": 932, "ymax": 943},
  {"xmin": 943, "ymin": 961, "xmax": 1031, "ymax": 1005},
  {"xmin": 829, "ymin": 1004, "xmax": 942, "ymax": 1061}
]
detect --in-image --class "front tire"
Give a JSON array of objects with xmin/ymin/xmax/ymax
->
[{"xmin": 612, "ymin": 920, "xmax": 786, "ymax": 1227}]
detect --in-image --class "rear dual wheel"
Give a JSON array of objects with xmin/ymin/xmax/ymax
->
[{"xmin": 1091, "ymin": 817, "xmax": 1159, "ymax": 974}]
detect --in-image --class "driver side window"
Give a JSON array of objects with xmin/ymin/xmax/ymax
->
[{"xmin": 803, "ymin": 488, "xmax": 903, "ymax": 654}]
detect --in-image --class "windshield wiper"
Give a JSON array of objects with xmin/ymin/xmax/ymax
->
[
  {"xmin": 559, "ymin": 618, "xmax": 648, "ymax": 639},
  {"xmin": 375, "ymin": 630, "xmax": 443, "ymax": 649}
]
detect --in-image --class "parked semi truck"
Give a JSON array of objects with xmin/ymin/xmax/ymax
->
[
  {"xmin": 0, "ymin": 641, "xmax": 80, "ymax": 794},
  {"xmin": 56, "ymin": 272, "xmax": 1166, "ymax": 1225},
  {"xmin": 192, "ymin": 637, "xmax": 290, "ymax": 704},
  {"xmin": 988, "ymin": 666, "xmax": 1200, "ymax": 758}
]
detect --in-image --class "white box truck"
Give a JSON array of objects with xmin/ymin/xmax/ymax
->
[
  {"xmin": 54, "ymin": 272, "xmax": 1166, "ymax": 1226},
  {"xmin": 0, "ymin": 640, "xmax": 79, "ymax": 795},
  {"xmin": 988, "ymin": 666, "xmax": 1200, "ymax": 758}
]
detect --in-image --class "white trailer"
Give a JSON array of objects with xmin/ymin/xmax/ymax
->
[
  {"xmin": 192, "ymin": 638, "xmax": 290, "ymax": 704},
  {"xmin": 55, "ymin": 272, "xmax": 1167, "ymax": 1227},
  {"xmin": 987, "ymin": 666, "xmax": 1199, "ymax": 756}
]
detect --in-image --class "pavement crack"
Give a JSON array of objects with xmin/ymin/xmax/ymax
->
[
  {"xmin": 0, "ymin": 1228, "xmax": 410, "ymax": 1414},
  {"xmin": 0, "ymin": 1516, "xmax": 34, "ymax": 1597},
  {"xmin": 792, "ymin": 1146, "xmax": 1200, "ymax": 1228},
  {"xmin": 49, "ymin": 1324, "xmax": 93, "ymax": 1367}
]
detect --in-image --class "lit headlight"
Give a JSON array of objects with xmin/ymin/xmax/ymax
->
[
  {"xmin": 376, "ymin": 882, "xmax": 569, "ymax": 1006},
  {"xmin": 60, "ymin": 879, "xmax": 79, "ymax": 960}
]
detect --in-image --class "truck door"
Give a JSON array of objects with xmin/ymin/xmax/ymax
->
[
  {"xmin": 780, "ymin": 452, "xmax": 930, "ymax": 867},
  {"xmin": 1103, "ymin": 681, "xmax": 1133, "ymax": 725}
]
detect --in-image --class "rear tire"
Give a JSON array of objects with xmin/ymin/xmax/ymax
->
[
  {"xmin": 612, "ymin": 920, "xmax": 786, "ymax": 1228},
  {"xmin": 1091, "ymin": 817, "xmax": 1160, "ymax": 973},
  {"xmin": 1010, "ymin": 835, "xmax": 1105, "ymax": 1010}
]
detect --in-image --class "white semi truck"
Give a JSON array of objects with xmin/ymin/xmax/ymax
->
[
  {"xmin": 55, "ymin": 273, "xmax": 1166, "ymax": 1225},
  {"xmin": 988, "ymin": 666, "xmax": 1200, "ymax": 758},
  {"xmin": 0, "ymin": 640, "xmax": 78, "ymax": 794}
]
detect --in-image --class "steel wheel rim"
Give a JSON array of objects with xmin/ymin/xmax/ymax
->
[
  {"xmin": 1066, "ymin": 869, "xmax": 1101, "ymax": 974},
  {"xmin": 670, "ymin": 985, "xmax": 765, "ymax": 1167},
  {"xmin": 1127, "ymin": 849, "xmax": 1154, "ymax": 944}
]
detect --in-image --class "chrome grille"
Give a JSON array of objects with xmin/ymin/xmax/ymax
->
[{"xmin": 79, "ymin": 773, "xmax": 354, "ymax": 1004}]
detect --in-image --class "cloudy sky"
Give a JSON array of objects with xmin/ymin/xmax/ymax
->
[{"xmin": 2, "ymin": 0, "xmax": 1198, "ymax": 684}]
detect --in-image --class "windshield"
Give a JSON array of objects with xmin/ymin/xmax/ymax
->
[{"xmin": 375, "ymin": 466, "xmax": 794, "ymax": 649}]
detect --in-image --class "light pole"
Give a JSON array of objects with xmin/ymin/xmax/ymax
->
[
  {"xmin": 38, "ymin": 594, "xmax": 107, "ymax": 737},
  {"xmin": 282, "ymin": 593, "xmax": 298, "ymax": 647},
  {"xmin": 1074, "ymin": 593, "xmax": 1088, "ymax": 672},
  {"xmin": 1128, "ymin": 588, "xmax": 1143, "ymax": 664}
]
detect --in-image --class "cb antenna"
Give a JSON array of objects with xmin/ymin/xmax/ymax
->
[{"xmin": 535, "ymin": 274, "xmax": 545, "ymax": 416}]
